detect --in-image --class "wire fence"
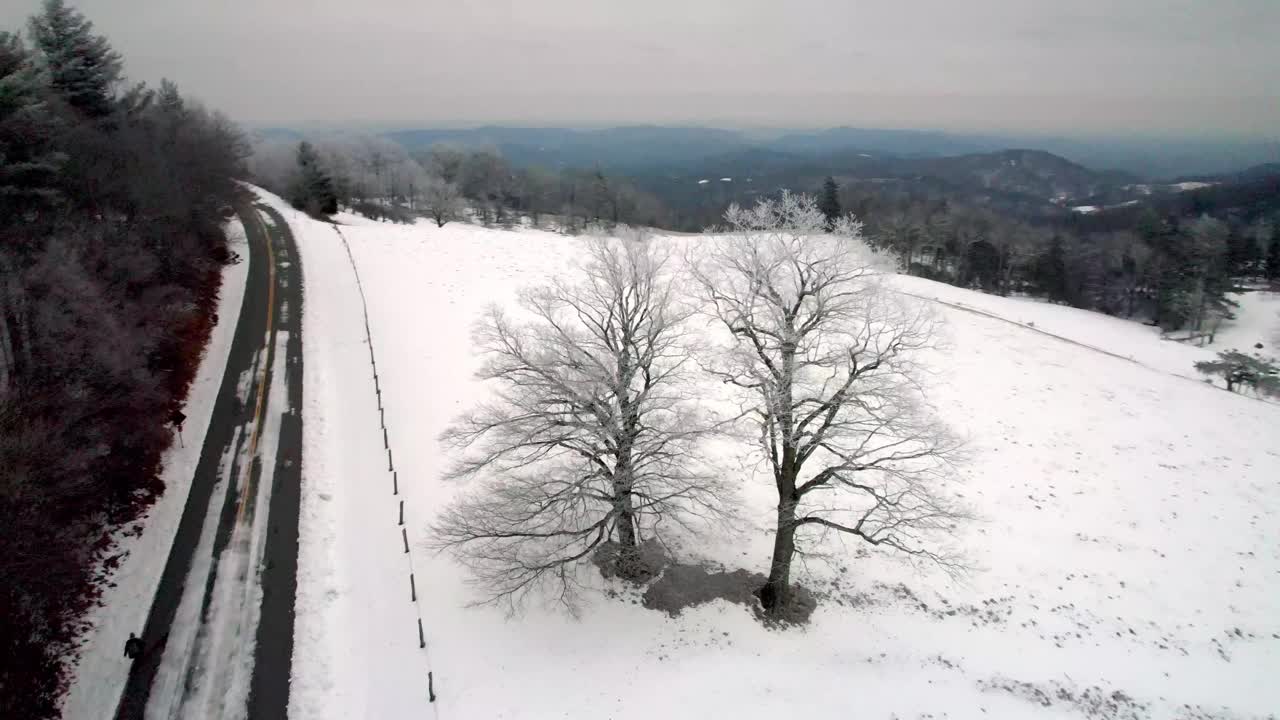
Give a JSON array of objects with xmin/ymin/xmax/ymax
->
[{"xmin": 331, "ymin": 223, "xmax": 440, "ymax": 711}]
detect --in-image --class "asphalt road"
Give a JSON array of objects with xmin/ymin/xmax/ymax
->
[
  {"xmin": 246, "ymin": 203, "xmax": 303, "ymax": 719},
  {"xmin": 114, "ymin": 202, "xmax": 303, "ymax": 720}
]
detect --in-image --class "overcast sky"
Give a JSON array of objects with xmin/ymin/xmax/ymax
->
[{"xmin": 4, "ymin": 0, "xmax": 1278, "ymax": 136}]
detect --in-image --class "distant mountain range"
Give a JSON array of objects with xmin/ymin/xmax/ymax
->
[
  {"xmin": 258, "ymin": 123, "xmax": 1280, "ymax": 228},
  {"xmin": 374, "ymin": 124, "xmax": 1280, "ymax": 180}
]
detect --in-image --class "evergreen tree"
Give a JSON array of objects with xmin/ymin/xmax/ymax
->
[
  {"xmin": 290, "ymin": 140, "xmax": 337, "ymax": 216},
  {"xmin": 28, "ymin": 0, "xmax": 121, "ymax": 118},
  {"xmin": 1185, "ymin": 216, "xmax": 1233, "ymax": 332},
  {"xmin": 0, "ymin": 31, "xmax": 63, "ymax": 216},
  {"xmin": 1225, "ymin": 229, "xmax": 1260, "ymax": 278},
  {"xmin": 1195, "ymin": 350, "xmax": 1279, "ymax": 396},
  {"xmin": 817, "ymin": 175, "xmax": 841, "ymax": 231},
  {"xmin": 155, "ymin": 78, "xmax": 184, "ymax": 117},
  {"xmin": 1267, "ymin": 237, "xmax": 1280, "ymax": 283}
]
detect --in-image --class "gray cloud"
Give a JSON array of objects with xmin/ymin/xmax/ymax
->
[{"xmin": 2, "ymin": 0, "xmax": 1277, "ymax": 135}]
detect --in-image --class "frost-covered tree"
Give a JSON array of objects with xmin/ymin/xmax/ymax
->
[
  {"xmin": 693, "ymin": 192, "xmax": 966, "ymax": 616},
  {"xmin": 28, "ymin": 0, "xmax": 121, "ymax": 118},
  {"xmin": 432, "ymin": 237, "xmax": 728, "ymax": 610},
  {"xmin": 1185, "ymin": 215, "xmax": 1236, "ymax": 334},
  {"xmin": 421, "ymin": 176, "xmax": 464, "ymax": 227},
  {"xmin": 425, "ymin": 143, "xmax": 467, "ymax": 185},
  {"xmin": 289, "ymin": 141, "xmax": 337, "ymax": 216}
]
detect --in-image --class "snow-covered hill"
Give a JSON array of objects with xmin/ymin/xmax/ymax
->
[{"xmin": 270, "ymin": 192, "xmax": 1280, "ymax": 720}]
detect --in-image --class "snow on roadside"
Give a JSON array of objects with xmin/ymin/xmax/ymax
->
[
  {"xmin": 60, "ymin": 217, "xmax": 251, "ymax": 719},
  {"xmin": 282, "ymin": 206, "xmax": 1280, "ymax": 719},
  {"xmin": 253, "ymin": 189, "xmax": 437, "ymax": 720}
]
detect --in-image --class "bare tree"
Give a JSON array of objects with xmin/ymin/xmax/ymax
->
[
  {"xmin": 421, "ymin": 177, "xmax": 465, "ymax": 227},
  {"xmin": 692, "ymin": 192, "xmax": 966, "ymax": 616},
  {"xmin": 426, "ymin": 143, "xmax": 467, "ymax": 185},
  {"xmin": 432, "ymin": 237, "xmax": 729, "ymax": 610}
]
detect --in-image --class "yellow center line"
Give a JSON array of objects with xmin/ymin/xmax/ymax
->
[{"xmin": 235, "ymin": 206, "xmax": 277, "ymax": 528}]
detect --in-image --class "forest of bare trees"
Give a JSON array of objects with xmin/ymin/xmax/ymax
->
[
  {"xmin": 0, "ymin": 2, "xmax": 247, "ymax": 715},
  {"xmin": 250, "ymin": 135, "xmax": 674, "ymax": 231}
]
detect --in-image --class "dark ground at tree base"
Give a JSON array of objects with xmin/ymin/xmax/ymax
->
[{"xmin": 639, "ymin": 560, "xmax": 817, "ymax": 625}]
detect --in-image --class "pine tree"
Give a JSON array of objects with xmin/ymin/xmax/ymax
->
[
  {"xmin": 0, "ymin": 31, "xmax": 63, "ymax": 216},
  {"xmin": 28, "ymin": 0, "xmax": 122, "ymax": 118},
  {"xmin": 156, "ymin": 78, "xmax": 184, "ymax": 117},
  {"xmin": 1225, "ymin": 229, "xmax": 1257, "ymax": 278},
  {"xmin": 290, "ymin": 141, "xmax": 337, "ymax": 216},
  {"xmin": 1185, "ymin": 216, "xmax": 1233, "ymax": 332},
  {"xmin": 1195, "ymin": 350, "xmax": 1279, "ymax": 396},
  {"xmin": 1267, "ymin": 238, "xmax": 1280, "ymax": 283},
  {"xmin": 817, "ymin": 175, "xmax": 841, "ymax": 231}
]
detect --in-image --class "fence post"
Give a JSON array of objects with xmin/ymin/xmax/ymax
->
[
  {"xmin": 402, "ymin": 527, "xmax": 409, "ymax": 554},
  {"xmin": 419, "ymin": 619, "xmax": 426, "ymax": 650},
  {"xmin": 393, "ymin": 471, "xmax": 398, "ymax": 495},
  {"xmin": 398, "ymin": 500, "xmax": 404, "ymax": 526},
  {"xmin": 409, "ymin": 573, "xmax": 417, "ymax": 602},
  {"xmin": 428, "ymin": 671, "xmax": 436, "ymax": 701}
]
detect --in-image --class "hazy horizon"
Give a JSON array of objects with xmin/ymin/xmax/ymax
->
[{"xmin": 3, "ymin": 0, "xmax": 1278, "ymax": 138}]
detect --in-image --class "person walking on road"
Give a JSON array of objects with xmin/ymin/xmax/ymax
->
[
  {"xmin": 123, "ymin": 633, "xmax": 144, "ymax": 660},
  {"xmin": 170, "ymin": 409, "xmax": 187, "ymax": 447}
]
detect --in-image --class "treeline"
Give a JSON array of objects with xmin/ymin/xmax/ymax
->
[
  {"xmin": 0, "ymin": 1, "xmax": 246, "ymax": 715},
  {"xmin": 250, "ymin": 135, "xmax": 673, "ymax": 230},
  {"xmin": 250, "ymin": 134, "xmax": 1280, "ymax": 336},
  {"xmin": 842, "ymin": 184, "xmax": 1280, "ymax": 332}
]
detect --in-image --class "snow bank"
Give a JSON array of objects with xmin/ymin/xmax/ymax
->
[{"xmin": 253, "ymin": 190, "xmax": 443, "ymax": 720}]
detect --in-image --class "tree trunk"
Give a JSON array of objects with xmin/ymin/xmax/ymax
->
[
  {"xmin": 612, "ymin": 399, "xmax": 643, "ymax": 577},
  {"xmin": 760, "ymin": 498, "xmax": 797, "ymax": 612},
  {"xmin": 614, "ymin": 488, "xmax": 638, "ymax": 548},
  {"xmin": 609, "ymin": 476, "xmax": 647, "ymax": 580}
]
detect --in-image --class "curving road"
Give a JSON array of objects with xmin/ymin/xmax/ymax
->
[{"xmin": 115, "ymin": 201, "xmax": 303, "ymax": 720}]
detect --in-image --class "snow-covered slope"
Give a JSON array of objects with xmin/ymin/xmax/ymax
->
[
  {"xmin": 895, "ymin": 275, "xmax": 1280, "ymax": 381},
  {"xmin": 280, "ymin": 201, "xmax": 1280, "ymax": 720}
]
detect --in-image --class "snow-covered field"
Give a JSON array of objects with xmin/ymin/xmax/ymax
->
[{"xmin": 274, "ymin": 193, "xmax": 1280, "ymax": 720}]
